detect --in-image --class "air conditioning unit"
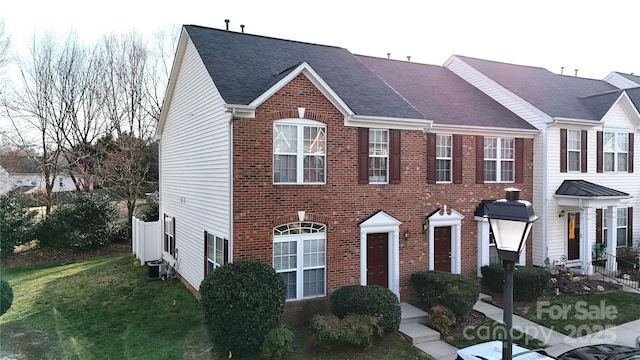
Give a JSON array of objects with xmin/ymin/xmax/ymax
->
[{"xmin": 147, "ymin": 260, "xmax": 169, "ymax": 281}]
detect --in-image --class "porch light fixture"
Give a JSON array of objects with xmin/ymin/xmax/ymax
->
[
  {"xmin": 486, "ymin": 188, "xmax": 538, "ymax": 360},
  {"xmin": 422, "ymin": 217, "xmax": 428, "ymax": 234},
  {"xmin": 559, "ymin": 210, "xmax": 565, "ymax": 218},
  {"xmin": 403, "ymin": 230, "xmax": 410, "ymax": 240}
]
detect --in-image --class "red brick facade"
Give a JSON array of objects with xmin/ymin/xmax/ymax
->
[{"xmin": 232, "ymin": 74, "xmax": 534, "ymax": 301}]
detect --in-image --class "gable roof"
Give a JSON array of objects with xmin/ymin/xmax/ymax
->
[
  {"xmin": 184, "ymin": 25, "xmax": 424, "ymax": 120},
  {"xmin": 356, "ymin": 55, "xmax": 536, "ymax": 130},
  {"xmin": 616, "ymin": 72, "xmax": 640, "ymax": 86},
  {"xmin": 454, "ymin": 55, "xmax": 620, "ymax": 120}
]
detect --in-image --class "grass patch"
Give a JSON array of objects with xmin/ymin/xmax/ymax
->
[
  {"xmin": 446, "ymin": 316, "xmax": 546, "ymax": 350},
  {"xmin": 0, "ymin": 255, "xmax": 203, "ymax": 359},
  {"xmin": 522, "ymin": 292, "xmax": 640, "ymax": 336}
]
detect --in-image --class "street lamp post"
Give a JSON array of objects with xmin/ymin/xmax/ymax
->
[{"xmin": 486, "ymin": 188, "xmax": 538, "ymax": 360}]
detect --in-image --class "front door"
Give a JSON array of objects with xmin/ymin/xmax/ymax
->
[
  {"xmin": 434, "ymin": 226, "xmax": 452, "ymax": 272},
  {"xmin": 367, "ymin": 233, "xmax": 388, "ymax": 288},
  {"xmin": 567, "ymin": 212, "xmax": 580, "ymax": 260}
]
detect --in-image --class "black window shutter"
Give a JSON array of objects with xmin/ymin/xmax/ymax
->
[
  {"xmin": 453, "ymin": 134, "xmax": 463, "ymax": 184},
  {"xmin": 595, "ymin": 210, "xmax": 602, "ymax": 245},
  {"xmin": 358, "ymin": 128, "xmax": 369, "ymax": 184},
  {"xmin": 427, "ymin": 133, "xmax": 436, "ymax": 184},
  {"xmin": 390, "ymin": 129, "xmax": 401, "ymax": 184},
  {"xmin": 629, "ymin": 133, "xmax": 634, "ymax": 173},
  {"xmin": 628, "ymin": 207, "xmax": 634, "ymax": 247},
  {"xmin": 581, "ymin": 130, "xmax": 587, "ymax": 173},
  {"xmin": 597, "ymin": 131, "xmax": 603, "ymax": 173},
  {"xmin": 475, "ymin": 136, "xmax": 484, "ymax": 184},
  {"xmin": 224, "ymin": 239, "xmax": 229, "ymax": 265},
  {"xmin": 515, "ymin": 138, "xmax": 524, "ymax": 183},
  {"xmin": 560, "ymin": 128, "xmax": 567, "ymax": 173},
  {"xmin": 204, "ymin": 231, "xmax": 208, "ymax": 275}
]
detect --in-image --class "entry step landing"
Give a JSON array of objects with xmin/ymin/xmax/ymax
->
[{"xmin": 399, "ymin": 302, "xmax": 440, "ymax": 345}]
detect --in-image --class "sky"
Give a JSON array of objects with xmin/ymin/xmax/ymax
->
[{"xmin": 2, "ymin": 0, "xmax": 639, "ymax": 79}]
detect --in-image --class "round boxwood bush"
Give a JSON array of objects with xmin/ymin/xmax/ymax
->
[
  {"xmin": 480, "ymin": 264, "xmax": 549, "ymax": 301},
  {"xmin": 411, "ymin": 271, "xmax": 480, "ymax": 319},
  {"xmin": 199, "ymin": 259, "xmax": 286, "ymax": 356},
  {"xmin": 1, "ymin": 279, "xmax": 13, "ymax": 316},
  {"xmin": 330, "ymin": 284, "xmax": 401, "ymax": 333}
]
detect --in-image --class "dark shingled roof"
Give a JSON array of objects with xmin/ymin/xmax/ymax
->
[
  {"xmin": 184, "ymin": 25, "xmax": 424, "ymax": 120},
  {"xmin": 555, "ymin": 180, "xmax": 629, "ymax": 198},
  {"xmin": 456, "ymin": 55, "xmax": 619, "ymax": 120},
  {"xmin": 357, "ymin": 55, "xmax": 536, "ymax": 129}
]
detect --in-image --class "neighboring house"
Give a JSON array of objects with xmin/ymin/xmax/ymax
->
[
  {"xmin": 156, "ymin": 25, "xmax": 538, "ymax": 303},
  {"xmin": 446, "ymin": 55, "xmax": 640, "ymax": 275},
  {"xmin": 604, "ymin": 71, "xmax": 640, "ymax": 89},
  {"xmin": 0, "ymin": 156, "xmax": 77, "ymax": 195}
]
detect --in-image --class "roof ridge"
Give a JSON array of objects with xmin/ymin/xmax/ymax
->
[{"xmin": 183, "ymin": 24, "xmax": 345, "ymax": 51}]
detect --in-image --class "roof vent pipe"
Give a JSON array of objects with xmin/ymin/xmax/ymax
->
[
  {"xmin": 560, "ymin": 66, "xmax": 564, "ymax": 75},
  {"xmin": 225, "ymin": 19, "xmax": 230, "ymax": 31},
  {"xmin": 387, "ymin": 53, "xmax": 391, "ymax": 59},
  {"xmin": 407, "ymin": 56, "xmax": 411, "ymax": 62},
  {"xmin": 574, "ymin": 69, "xmax": 578, "ymax": 77},
  {"xmin": 240, "ymin": 24, "xmax": 245, "ymax": 33}
]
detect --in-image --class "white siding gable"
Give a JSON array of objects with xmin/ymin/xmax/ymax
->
[{"xmin": 159, "ymin": 37, "xmax": 232, "ymax": 291}]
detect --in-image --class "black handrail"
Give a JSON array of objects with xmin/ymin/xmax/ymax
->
[{"xmin": 592, "ymin": 252, "xmax": 639, "ymax": 291}]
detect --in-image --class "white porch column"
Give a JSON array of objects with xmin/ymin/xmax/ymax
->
[
  {"xmin": 581, "ymin": 208, "xmax": 594, "ymax": 275},
  {"xmin": 476, "ymin": 218, "xmax": 490, "ymax": 277},
  {"xmin": 605, "ymin": 206, "xmax": 617, "ymax": 273}
]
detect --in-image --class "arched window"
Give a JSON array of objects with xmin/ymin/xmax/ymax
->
[{"xmin": 273, "ymin": 222, "xmax": 326, "ymax": 300}]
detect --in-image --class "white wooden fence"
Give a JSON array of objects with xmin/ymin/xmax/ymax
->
[{"xmin": 131, "ymin": 216, "xmax": 161, "ymax": 265}]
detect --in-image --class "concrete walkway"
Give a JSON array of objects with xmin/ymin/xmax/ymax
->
[{"xmin": 402, "ymin": 293, "xmax": 640, "ymax": 360}]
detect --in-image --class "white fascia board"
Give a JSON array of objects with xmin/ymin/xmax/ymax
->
[
  {"xmin": 156, "ymin": 27, "xmax": 190, "ymax": 139},
  {"xmin": 429, "ymin": 123, "xmax": 539, "ymax": 138},
  {"xmin": 603, "ymin": 72, "xmax": 640, "ymax": 89},
  {"xmin": 548, "ymin": 117, "xmax": 602, "ymax": 128},
  {"xmin": 346, "ymin": 115, "xmax": 433, "ymax": 131},
  {"xmin": 249, "ymin": 62, "xmax": 354, "ymax": 118},
  {"xmin": 446, "ymin": 55, "xmax": 553, "ymax": 124}
]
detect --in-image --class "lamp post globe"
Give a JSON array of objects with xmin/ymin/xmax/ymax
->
[{"xmin": 486, "ymin": 188, "xmax": 538, "ymax": 360}]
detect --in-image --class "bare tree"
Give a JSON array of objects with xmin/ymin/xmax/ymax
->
[{"xmin": 0, "ymin": 19, "xmax": 10, "ymax": 70}]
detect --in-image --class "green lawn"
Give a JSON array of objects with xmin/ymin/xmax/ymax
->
[
  {"xmin": 0, "ymin": 255, "xmax": 205, "ymax": 359},
  {"xmin": 522, "ymin": 292, "xmax": 640, "ymax": 336},
  {"xmin": 0, "ymin": 255, "xmax": 434, "ymax": 360}
]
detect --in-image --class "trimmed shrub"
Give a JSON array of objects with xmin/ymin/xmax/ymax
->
[
  {"xmin": 1, "ymin": 279, "xmax": 13, "ymax": 316},
  {"xmin": 427, "ymin": 305, "xmax": 456, "ymax": 335},
  {"xmin": 260, "ymin": 326, "xmax": 294, "ymax": 360},
  {"xmin": 35, "ymin": 193, "xmax": 118, "ymax": 249},
  {"xmin": 0, "ymin": 192, "xmax": 37, "ymax": 258},
  {"xmin": 309, "ymin": 314, "xmax": 382, "ymax": 351},
  {"xmin": 480, "ymin": 265, "xmax": 549, "ymax": 301},
  {"xmin": 330, "ymin": 285, "xmax": 401, "ymax": 333},
  {"xmin": 200, "ymin": 260, "xmax": 286, "ymax": 356},
  {"xmin": 411, "ymin": 271, "xmax": 480, "ymax": 319}
]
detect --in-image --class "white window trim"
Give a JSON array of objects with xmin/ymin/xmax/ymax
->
[
  {"xmin": 273, "ymin": 223, "xmax": 326, "ymax": 301},
  {"xmin": 603, "ymin": 131, "xmax": 628, "ymax": 172},
  {"xmin": 484, "ymin": 137, "xmax": 515, "ymax": 183},
  {"xmin": 273, "ymin": 119, "xmax": 326, "ymax": 185},
  {"xmin": 436, "ymin": 134, "xmax": 452, "ymax": 183},
  {"xmin": 616, "ymin": 208, "xmax": 628, "ymax": 248},
  {"xmin": 567, "ymin": 129, "xmax": 581, "ymax": 172},
  {"xmin": 368, "ymin": 129, "xmax": 389, "ymax": 184},
  {"xmin": 206, "ymin": 232, "xmax": 226, "ymax": 274}
]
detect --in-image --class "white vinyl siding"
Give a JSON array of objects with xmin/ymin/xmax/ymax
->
[{"xmin": 159, "ymin": 38, "xmax": 232, "ymax": 291}]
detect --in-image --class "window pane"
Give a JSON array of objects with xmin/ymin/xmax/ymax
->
[
  {"xmin": 304, "ymin": 127, "xmax": 325, "ymax": 154},
  {"xmin": 616, "ymin": 228, "xmax": 627, "ymax": 247},
  {"xmin": 436, "ymin": 159, "xmax": 451, "ymax": 182},
  {"xmin": 567, "ymin": 130, "xmax": 580, "ymax": 150},
  {"xmin": 280, "ymin": 272, "xmax": 297, "ymax": 300},
  {"xmin": 484, "ymin": 138, "xmax": 497, "ymax": 158},
  {"xmin": 215, "ymin": 236, "xmax": 224, "ymax": 266},
  {"xmin": 603, "ymin": 133, "xmax": 615, "ymax": 152},
  {"xmin": 303, "ymin": 155, "xmax": 325, "ymax": 183},
  {"xmin": 369, "ymin": 157, "xmax": 388, "ymax": 182},
  {"xmin": 617, "ymin": 208, "xmax": 627, "ymax": 226},
  {"xmin": 568, "ymin": 152, "xmax": 581, "ymax": 171},
  {"xmin": 303, "ymin": 268, "xmax": 325, "ymax": 297},
  {"xmin": 303, "ymin": 239, "xmax": 325, "ymax": 267},
  {"xmin": 501, "ymin": 138, "xmax": 514, "ymax": 159},
  {"xmin": 273, "ymin": 241, "xmax": 296, "ymax": 270},
  {"xmin": 369, "ymin": 129, "xmax": 388, "ymax": 156},
  {"xmin": 500, "ymin": 161, "xmax": 514, "ymax": 182},
  {"xmin": 273, "ymin": 124, "xmax": 297, "ymax": 153},
  {"xmin": 604, "ymin": 153, "xmax": 615, "ymax": 171},
  {"xmin": 484, "ymin": 160, "xmax": 497, "ymax": 181},
  {"xmin": 617, "ymin": 153, "xmax": 628, "ymax": 172},
  {"xmin": 616, "ymin": 134, "xmax": 628, "ymax": 152},
  {"xmin": 274, "ymin": 154, "xmax": 297, "ymax": 183}
]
